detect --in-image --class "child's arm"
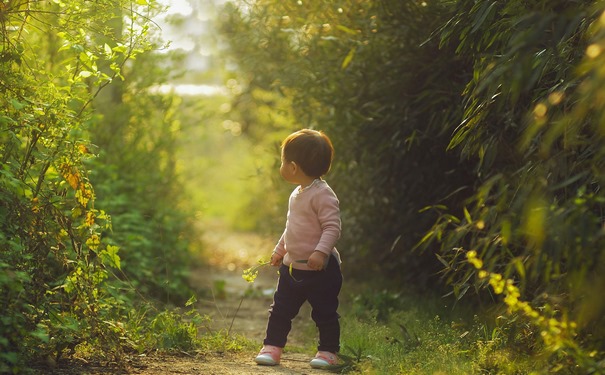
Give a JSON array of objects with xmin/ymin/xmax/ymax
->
[
  {"xmin": 271, "ymin": 231, "xmax": 286, "ymax": 266},
  {"xmin": 308, "ymin": 188, "xmax": 341, "ymax": 270}
]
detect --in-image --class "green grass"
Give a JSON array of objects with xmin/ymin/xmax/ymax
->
[
  {"xmin": 81, "ymin": 284, "xmax": 567, "ymax": 374},
  {"xmin": 335, "ymin": 287, "xmax": 551, "ymax": 374},
  {"xmin": 123, "ymin": 283, "xmax": 571, "ymax": 374}
]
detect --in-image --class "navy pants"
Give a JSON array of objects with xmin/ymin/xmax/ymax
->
[{"xmin": 263, "ymin": 255, "xmax": 342, "ymax": 353}]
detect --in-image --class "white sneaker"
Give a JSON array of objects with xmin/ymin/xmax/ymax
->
[
  {"xmin": 309, "ymin": 351, "xmax": 341, "ymax": 369},
  {"xmin": 255, "ymin": 345, "xmax": 282, "ymax": 366}
]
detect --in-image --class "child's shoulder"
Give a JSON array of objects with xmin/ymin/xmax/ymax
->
[{"xmin": 313, "ymin": 180, "xmax": 338, "ymax": 199}]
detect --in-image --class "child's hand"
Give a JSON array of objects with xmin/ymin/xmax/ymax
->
[
  {"xmin": 307, "ymin": 250, "xmax": 328, "ymax": 271},
  {"xmin": 270, "ymin": 252, "xmax": 283, "ymax": 266}
]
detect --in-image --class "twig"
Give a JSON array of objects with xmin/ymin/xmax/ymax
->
[{"xmin": 227, "ymin": 295, "xmax": 244, "ymax": 338}]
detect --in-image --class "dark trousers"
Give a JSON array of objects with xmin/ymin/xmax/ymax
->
[{"xmin": 263, "ymin": 255, "xmax": 342, "ymax": 353}]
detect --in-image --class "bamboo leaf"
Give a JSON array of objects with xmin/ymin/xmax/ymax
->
[
  {"xmin": 513, "ymin": 257, "xmax": 525, "ymax": 279},
  {"xmin": 336, "ymin": 25, "xmax": 357, "ymax": 35},
  {"xmin": 471, "ymin": 2, "xmax": 497, "ymax": 33},
  {"xmin": 463, "ymin": 207, "xmax": 472, "ymax": 224},
  {"xmin": 435, "ymin": 253, "xmax": 450, "ymax": 269},
  {"xmin": 341, "ymin": 47, "xmax": 356, "ymax": 70},
  {"xmin": 390, "ymin": 235, "xmax": 402, "ymax": 252},
  {"xmin": 456, "ymin": 284, "xmax": 470, "ymax": 300}
]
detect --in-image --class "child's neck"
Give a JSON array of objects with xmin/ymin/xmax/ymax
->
[{"xmin": 299, "ymin": 176, "xmax": 319, "ymax": 189}]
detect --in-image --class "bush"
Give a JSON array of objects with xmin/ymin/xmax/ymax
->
[{"xmin": 0, "ymin": 0, "xmax": 195, "ymax": 370}]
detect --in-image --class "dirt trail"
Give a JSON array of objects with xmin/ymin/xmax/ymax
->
[
  {"xmin": 43, "ymin": 222, "xmax": 332, "ymax": 374},
  {"xmin": 190, "ymin": 222, "xmax": 314, "ymax": 347},
  {"xmin": 139, "ymin": 221, "xmax": 331, "ymax": 374}
]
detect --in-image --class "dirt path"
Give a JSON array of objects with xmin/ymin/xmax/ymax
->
[
  {"xmin": 42, "ymin": 222, "xmax": 334, "ymax": 374},
  {"xmin": 135, "ymin": 221, "xmax": 332, "ymax": 374}
]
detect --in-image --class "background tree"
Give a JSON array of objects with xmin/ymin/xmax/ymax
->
[
  {"xmin": 89, "ymin": 5, "xmax": 195, "ymax": 302},
  {"xmin": 218, "ymin": 0, "xmax": 475, "ymax": 286}
]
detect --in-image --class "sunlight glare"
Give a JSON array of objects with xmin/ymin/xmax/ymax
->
[
  {"xmin": 150, "ymin": 84, "xmax": 228, "ymax": 96},
  {"xmin": 166, "ymin": 37, "xmax": 195, "ymax": 52},
  {"xmin": 222, "ymin": 120, "xmax": 242, "ymax": 136},
  {"xmin": 157, "ymin": 0, "xmax": 193, "ymax": 16}
]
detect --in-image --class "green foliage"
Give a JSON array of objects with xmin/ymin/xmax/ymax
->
[
  {"xmin": 0, "ymin": 0, "xmax": 197, "ymax": 371},
  {"xmin": 81, "ymin": 0, "xmax": 195, "ymax": 303},
  {"xmin": 0, "ymin": 262, "xmax": 31, "ymax": 372},
  {"xmin": 145, "ymin": 308, "xmax": 206, "ymax": 352},
  {"xmin": 409, "ymin": 1, "xmax": 605, "ymax": 371},
  {"xmin": 89, "ymin": 90, "xmax": 194, "ymax": 302},
  {"xmin": 218, "ymin": 0, "xmax": 475, "ymax": 283},
  {"xmin": 219, "ymin": 0, "xmax": 605, "ymax": 371}
]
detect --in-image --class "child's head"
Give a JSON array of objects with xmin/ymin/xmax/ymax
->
[{"xmin": 281, "ymin": 129, "xmax": 334, "ymax": 178}]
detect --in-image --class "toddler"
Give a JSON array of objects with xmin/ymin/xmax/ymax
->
[{"xmin": 255, "ymin": 129, "xmax": 343, "ymax": 369}]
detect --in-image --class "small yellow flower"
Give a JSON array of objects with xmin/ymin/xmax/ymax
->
[
  {"xmin": 469, "ymin": 257, "xmax": 483, "ymax": 269},
  {"xmin": 86, "ymin": 234, "xmax": 101, "ymax": 250},
  {"xmin": 242, "ymin": 268, "xmax": 259, "ymax": 283},
  {"xmin": 85, "ymin": 211, "xmax": 95, "ymax": 227},
  {"xmin": 504, "ymin": 294, "xmax": 518, "ymax": 306},
  {"xmin": 242, "ymin": 259, "xmax": 270, "ymax": 283}
]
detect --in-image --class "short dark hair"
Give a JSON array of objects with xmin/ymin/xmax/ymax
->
[{"xmin": 281, "ymin": 129, "xmax": 334, "ymax": 178}]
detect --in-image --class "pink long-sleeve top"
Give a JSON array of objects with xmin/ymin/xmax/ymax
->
[{"xmin": 273, "ymin": 179, "xmax": 342, "ymax": 271}]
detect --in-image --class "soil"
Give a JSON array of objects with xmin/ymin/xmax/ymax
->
[{"xmin": 38, "ymin": 222, "xmax": 334, "ymax": 374}]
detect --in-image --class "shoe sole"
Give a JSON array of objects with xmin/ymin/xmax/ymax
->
[
  {"xmin": 255, "ymin": 357, "xmax": 279, "ymax": 366},
  {"xmin": 310, "ymin": 359, "xmax": 332, "ymax": 369}
]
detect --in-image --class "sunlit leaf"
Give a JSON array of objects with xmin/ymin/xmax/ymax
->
[
  {"xmin": 522, "ymin": 195, "xmax": 547, "ymax": 249},
  {"xmin": 185, "ymin": 295, "xmax": 197, "ymax": 307},
  {"xmin": 101, "ymin": 245, "xmax": 121, "ymax": 270},
  {"xmin": 112, "ymin": 44, "xmax": 127, "ymax": 53},
  {"xmin": 513, "ymin": 257, "xmax": 525, "ymax": 279},
  {"xmin": 10, "ymin": 99, "xmax": 26, "ymax": 110},
  {"xmin": 336, "ymin": 24, "xmax": 357, "ymax": 35},
  {"xmin": 341, "ymin": 47, "xmax": 356, "ymax": 70},
  {"xmin": 390, "ymin": 235, "xmax": 402, "ymax": 252},
  {"xmin": 463, "ymin": 207, "xmax": 472, "ymax": 224}
]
